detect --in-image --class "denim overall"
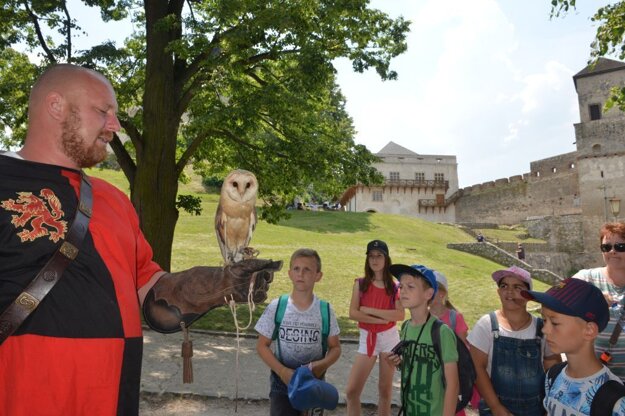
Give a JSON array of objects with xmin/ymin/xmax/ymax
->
[{"xmin": 479, "ymin": 312, "xmax": 544, "ymax": 416}]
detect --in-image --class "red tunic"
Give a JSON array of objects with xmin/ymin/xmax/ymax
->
[{"xmin": 0, "ymin": 156, "xmax": 161, "ymax": 415}]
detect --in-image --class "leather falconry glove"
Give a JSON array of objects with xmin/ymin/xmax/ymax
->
[{"xmin": 143, "ymin": 258, "xmax": 282, "ymax": 333}]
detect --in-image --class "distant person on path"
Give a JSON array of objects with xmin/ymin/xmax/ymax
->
[
  {"xmin": 0, "ymin": 64, "xmax": 276, "ymax": 415},
  {"xmin": 387, "ymin": 264, "xmax": 459, "ymax": 416},
  {"xmin": 345, "ymin": 240, "xmax": 404, "ymax": 416},
  {"xmin": 476, "ymin": 232, "xmax": 485, "ymax": 243},
  {"xmin": 255, "ymin": 248, "xmax": 341, "ymax": 416},
  {"xmin": 516, "ymin": 243, "xmax": 526, "ymax": 260},
  {"xmin": 574, "ymin": 222, "xmax": 625, "ymax": 382},
  {"xmin": 468, "ymin": 266, "xmax": 560, "ymax": 416},
  {"xmin": 430, "ymin": 270, "xmax": 477, "ymax": 416},
  {"xmin": 521, "ymin": 277, "xmax": 625, "ymax": 415}
]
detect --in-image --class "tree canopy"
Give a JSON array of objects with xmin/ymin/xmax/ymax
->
[
  {"xmin": 1, "ymin": 1, "xmax": 410, "ymax": 269},
  {"xmin": 551, "ymin": 0, "xmax": 625, "ymax": 111}
]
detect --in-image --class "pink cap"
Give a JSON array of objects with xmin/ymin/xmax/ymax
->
[{"xmin": 492, "ymin": 265, "xmax": 532, "ymax": 290}]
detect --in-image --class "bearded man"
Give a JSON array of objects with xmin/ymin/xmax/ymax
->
[{"xmin": 0, "ymin": 64, "xmax": 278, "ymax": 415}]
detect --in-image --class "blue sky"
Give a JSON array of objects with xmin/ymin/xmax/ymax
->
[{"xmin": 67, "ymin": 1, "xmax": 611, "ymax": 187}]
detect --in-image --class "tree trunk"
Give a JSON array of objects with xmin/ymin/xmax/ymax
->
[{"xmin": 132, "ymin": 2, "xmax": 183, "ymax": 271}]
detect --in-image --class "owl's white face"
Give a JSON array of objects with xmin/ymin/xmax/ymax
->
[{"xmin": 222, "ymin": 170, "xmax": 258, "ymax": 203}]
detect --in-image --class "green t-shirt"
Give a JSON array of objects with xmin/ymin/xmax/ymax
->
[{"xmin": 400, "ymin": 315, "xmax": 458, "ymax": 416}]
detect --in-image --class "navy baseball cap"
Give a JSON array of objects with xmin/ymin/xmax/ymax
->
[
  {"xmin": 390, "ymin": 264, "xmax": 438, "ymax": 298},
  {"xmin": 366, "ymin": 240, "xmax": 389, "ymax": 256},
  {"xmin": 521, "ymin": 277, "xmax": 609, "ymax": 332}
]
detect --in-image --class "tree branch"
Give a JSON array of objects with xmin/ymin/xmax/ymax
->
[
  {"xmin": 119, "ymin": 118, "xmax": 144, "ymax": 157},
  {"xmin": 109, "ymin": 133, "xmax": 136, "ymax": 190},
  {"xmin": 244, "ymin": 68, "xmax": 268, "ymax": 86},
  {"xmin": 213, "ymin": 128, "xmax": 289, "ymax": 159},
  {"xmin": 234, "ymin": 48, "xmax": 300, "ymax": 67},
  {"xmin": 22, "ymin": 1, "xmax": 56, "ymax": 63},
  {"xmin": 61, "ymin": 0, "xmax": 72, "ymax": 62},
  {"xmin": 176, "ymin": 131, "xmax": 208, "ymax": 174}
]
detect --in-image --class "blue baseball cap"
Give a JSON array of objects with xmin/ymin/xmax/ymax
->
[
  {"xmin": 287, "ymin": 366, "xmax": 339, "ymax": 411},
  {"xmin": 521, "ymin": 277, "xmax": 609, "ymax": 332},
  {"xmin": 390, "ymin": 264, "xmax": 438, "ymax": 298}
]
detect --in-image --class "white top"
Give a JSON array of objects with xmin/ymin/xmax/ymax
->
[
  {"xmin": 254, "ymin": 295, "xmax": 340, "ymax": 368},
  {"xmin": 2, "ymin": 151, "xmax": 23, "ymax": 159},
  {"xmin": 468, "ymin": 313, "xmax": 553, "ymax": 374}
]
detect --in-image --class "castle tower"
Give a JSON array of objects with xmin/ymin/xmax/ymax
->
[{"xmin": 573, "ymin": 58, "xmax": 625, "ymax": 264}]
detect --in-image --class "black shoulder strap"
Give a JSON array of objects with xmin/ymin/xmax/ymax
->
[
  {"xmin": 0, "ymin": 172, "xmax": 92, "ymax": 345},
  {"xmin": 535, "ymin": 317, "xmax": 543, "ymax": 339},
  {"xmin": 590, "ymin": 380, "xmax": 625, "ymax": 416},
  {"xmin": 431, "ymin": 319, "xmax": 445, "ymax": 387},
  {"xmin": 546, "ymin": 362, "xmax": 567, "ymax": 393}
]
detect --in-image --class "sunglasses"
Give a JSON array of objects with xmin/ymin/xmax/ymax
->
[{"xmin": 600, "ymin": 243, "xmax": 625, "ymax": 253}]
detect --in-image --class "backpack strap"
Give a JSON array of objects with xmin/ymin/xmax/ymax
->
[
  {"xmin": 449, "ymin": 309, "xmax": 457, "ymax": 332},
  {"xmin": 590, "ymin": 379, "xmax": 625, "ymax": 416},
  {"xmin": 535, "ymin": 317, "xmax": 543, "ymax": 340},
  {"xmin": 272, "ymin": 294, "xmax": 289, "ymax": 360},
  {"xmin": 431, "ymin": 319, "xmax": 446, "ymax": 388},
  {"xmin": 320, "ymin": 299, "xmax": 330, "ymax": 356},
  {"xmin": 488, "ymin": 311, "xmax": 499, "ymax": 339},
  {"xmin": 545, "ymin": 362, "xmax": 566, "ymax": 395}
]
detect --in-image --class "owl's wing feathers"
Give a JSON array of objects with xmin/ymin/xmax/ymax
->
[
  {"xmin": 246, "ymin": 207, "xmax": 257, "ymax": 248},
  {"xmin": 214, "ymin": 203, "xmax": 230, "ymax": 263}
]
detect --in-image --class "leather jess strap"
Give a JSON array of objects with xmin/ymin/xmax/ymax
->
[{"xmin": 0, "ymin": 172, "xmax": 93, "ymax": 345}]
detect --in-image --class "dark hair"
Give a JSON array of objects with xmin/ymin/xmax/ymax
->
[
  {"xmin": 600, "ymin": 222, "xmax": 625, "ymax": 244},
  {"xmin": 360, "ymin": 250, "xmax": 395, "ymax": 296}
]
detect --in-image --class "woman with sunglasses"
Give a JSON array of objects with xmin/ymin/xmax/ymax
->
[{"xmin": 573, "ymin": 221, "xmax": 625, "ymax": 382}]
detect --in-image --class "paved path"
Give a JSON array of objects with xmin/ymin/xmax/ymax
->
[{"xmin": 141, "ymin": 328, "xmax": 401, "ymax": 405}]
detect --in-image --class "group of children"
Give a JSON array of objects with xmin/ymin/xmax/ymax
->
[{"xmin": 254, "ymin": 241, "xmax": 625, "ymax": 415}]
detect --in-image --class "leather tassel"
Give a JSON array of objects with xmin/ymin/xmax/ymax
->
[{"xmin": 181, "ymin": 322, "xmax": 193, "ymax": 383}]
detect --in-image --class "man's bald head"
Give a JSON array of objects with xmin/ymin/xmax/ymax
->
[
  {"xmin": 29, "ymin": 64, "xmax": 112, "ymax": 116},
  {"xmin": 21, "ymin": 63, "xmax": 120, "ymax": 168}
]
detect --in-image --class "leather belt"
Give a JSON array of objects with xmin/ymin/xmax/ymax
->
[{"xmin": 0, "ymin": 172, "xmax": 93, "ymax": 345}]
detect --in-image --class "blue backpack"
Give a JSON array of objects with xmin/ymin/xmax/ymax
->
[{"xmin": 271, "ymin": 294, "xmax": 330, "ymax": 359}]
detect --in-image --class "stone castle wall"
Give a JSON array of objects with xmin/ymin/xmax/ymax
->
[{"xmin": 454, "ymin": 165, "xmax": 581, "ymax": 225}]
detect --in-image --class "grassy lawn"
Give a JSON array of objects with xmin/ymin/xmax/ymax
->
[
  {"xmin": 87, "ymin": 168, "xmax": 551, "ymax": 337},
  {"xmin": 477, "ymin": 226, "xmax": 545, "ymax": 244}
]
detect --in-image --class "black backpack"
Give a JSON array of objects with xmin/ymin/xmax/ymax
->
[
  {"xmin": 400, "ymin": 318, "xmax": 477, "ymax": 413},
  {"xmin": 431, "ymin": 319, "xmax": 477, "ymax": 412},
  {"xmin": 546, "ymin": 362, "xmax": 625, "ymax": 416}
]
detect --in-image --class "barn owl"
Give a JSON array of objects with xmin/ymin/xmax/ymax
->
[{"xmin": 215, "ymin": 169, "xmax": 258, "ymax": 264}]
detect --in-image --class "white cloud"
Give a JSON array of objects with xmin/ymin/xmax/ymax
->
[{"xmin": 336, "ymin": 0, "xmax": 601, "ymax": 187}]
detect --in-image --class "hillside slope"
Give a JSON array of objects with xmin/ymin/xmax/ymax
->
[{"xmin": 87, "ymin": 168, "xmax": 550, "ymax": 335}]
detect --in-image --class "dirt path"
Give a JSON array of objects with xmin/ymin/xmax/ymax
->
[{"xmin": 139, "ymin": 392, "xmax": 478, "ymax": 415}]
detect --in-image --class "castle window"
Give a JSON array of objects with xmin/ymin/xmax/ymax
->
[
  {"xmin": 434, "ymin": 173, "xmax": 445, "ymax": 182},
  {"xmin": 570, "ymin": 163, "xmax": 575, "ymax": 169},
  {"xmin": 589, "ymin": 104, "xmax": 601, "ymax": 121},
  {"xmin": 389, "ymin": 172, "xmax": 400, "ymax": 181},
  {"xmin": 372, "ymin": 191, "xmax": 383, "ymax": 201},
  {"xmin": 551, "ymin": 167, "xmax": 557, "ymax": 173},
  {"xmin": 415, "ymin": 172, "xmax": 425, "ymax": 182}
]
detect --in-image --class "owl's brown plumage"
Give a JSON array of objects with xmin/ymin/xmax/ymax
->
[{"xmin": 215, "ymin": 169, "xmax": 258, "ymax": 264}]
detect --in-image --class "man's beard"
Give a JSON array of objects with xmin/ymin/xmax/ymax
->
[{"xmin": 61, "ymin": 108, "xmax": 108, "ymax": 168}]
